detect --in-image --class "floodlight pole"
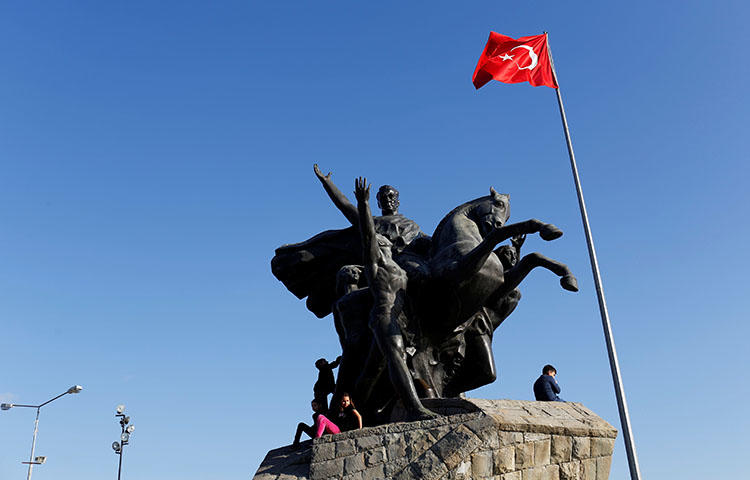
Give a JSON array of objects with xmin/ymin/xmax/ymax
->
[
  {"xmin": 113, "ymin": 408, "xmax": 134, "ymax": 480},
  {"xmin": 117, "ymin": 437, "xmax": 124, "ymax": 480},
  {"xmin": 117, "ymin": 418, "xmax": 125, "ymax": 480},
  {"xmin": 545, "ymin": 33, "xmax": 642, "ymax": 480},
  {"xmin": 26, "ymin": 408, "xmax": 41, "ymax": 480},
  {"xmin": 3, "ymin": 387, "xmax": 82, "ymax": 480}
]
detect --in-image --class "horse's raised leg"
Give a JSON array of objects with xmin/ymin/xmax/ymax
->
[
  {"xmin": 488, "ymin": 219, "xmax": 563, "ymax": 244},
  {"xmin": 502, "ymin": 252, "xmax": 578, "ymax": 294}
]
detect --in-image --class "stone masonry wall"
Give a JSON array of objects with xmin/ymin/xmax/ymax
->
[{"xmin": 253, "ymin": 398, "xmax": 617, "ymax": 480}]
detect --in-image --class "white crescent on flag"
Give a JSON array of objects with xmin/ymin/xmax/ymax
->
[{"xmin": 510, "ymin": 45, "xmax": 538, "ymax": 70}]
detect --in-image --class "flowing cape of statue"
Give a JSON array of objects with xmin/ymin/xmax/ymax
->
[
  {"xmin": 271, "ymin": 214, "xmax": 424, "ymax": 318},
  {"xmin": 272, "ymin": 227, "xmax": 362, "ymax": 318}
]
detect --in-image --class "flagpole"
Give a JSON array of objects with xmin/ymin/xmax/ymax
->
[{"xmin": 544, "ymin": 33, "xmax": 642, "ymax": 480}]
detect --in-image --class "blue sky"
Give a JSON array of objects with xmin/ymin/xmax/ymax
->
[{"xmin": 1, "ymin": 2, "xmax": 748, "ymax": 479}]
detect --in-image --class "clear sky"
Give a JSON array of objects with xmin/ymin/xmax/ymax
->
[{"xmin": 1, "ymin": 2, "xmax": 748, "ymax": 479}]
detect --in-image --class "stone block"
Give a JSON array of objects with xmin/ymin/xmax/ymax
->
[
  {"xmin": 551, "ymin": 436, "xmax": 572, "ymax": 464},
  {"xmin": 455, "ymin": 460, "xmax": 471, "ymax": 478},
  {"xmin": 499, "ymin": 431, "xmax": 523, "ymax": 446},
  {"xmin": 596, "ymin": 456, "xmax": 612, "ymax": 480},
  {"xmin": 580, "ymin": 458, "xmax": 597, "ymax": 480},
  {"xmin": 309, "ymin": 458, "xmax": 343, "ymax": 479},
  {"xmin": 534, "ymin": 439, "xmax": 551, "ymax": 466},
  {"xmin": 502, "ymin": 472, "xmax": 522, "ymax": 480},
  {"xmin": 364, "ymin": 447, "xmax": 386, "ymax": 466},
  {"xmin": 342, "ymin": 471, "xmax": 363, "ymax": 480},
  {"xmin": 493, "ymin": 445, "xmax": 515, "ymax": 474},
  {"xmin": 344, "ymin": 453, "xmax": 366, "ymax": 473},
  {"xmin": 278, "ymin": 474, "xmax": 304, "ymax": 480},
  {"xmin": 409, "ymin": 449, "xmax": 449, "ymax": 480},
  {"xmin": 471, "ymin": 450, "xmax": 493, "ymax": 478},
  {"xmin": 361, "ymin": 464, "xmax": 385, "ymax": 480},
  {"xmin": 542, "ymin": 464, "xmax": 560, "ymax": 480},
  {"xmin": 383, "ymin": 457, "xmax": 409, "ymax": 477},
  {"xmin": 590, "ymin": 438, "xmax": 615, "ymax": 458},
  {"xmin": 336, "ymin": 439, "xmax": 356, "ymax": 458},
  {"xmin": 515, "ymin": 442, "xmax": 535, "ymax": 469},
  {"xmin": 430, "ymin": 425, "xmax": 453, "ymax": 442},
  {"xmin": 559, "ymin": 461, "xmax": 581, "ymax": 480},
  {"xmin": 404, "ymin": 430, "xmax": 436, "ymax": 458},
  {"xmin": 311, "ymin": 442, "xmax": 336, "ymax": 463},
  {"xmin": 572, "ymin": 437, "xmax": 590, "ymax": 460},
  {"xmin": 356, "ymin": 435, "xmax": 384, "ymax": 450},
  {"xmin": 385, "ymin": 435, "xmax": 407, "ymax": 459},
  {"xmin": 524, "ymin": 433, "xmax": 549, "ymax": 442},
  {"xmin": 464, "ymin": 416, "xmax": 496, "ymax": 438},
  {"xmin": 522, "ymin": 466, "xmax": 544, "ymax": 480},
  {"xmin": 482, "ymin": 429, "xmax": 500, "ymax": 450},
  {"xmin": 431, "ymin": 425, "xmax": 481, "ymax": 469},
  {"xmin": 443, "ymin": 462, "xmax": 471, "ymax": 480},
  {"xmin": 393, "ymin": 467, "xmax": 415, "ymax": 480}
]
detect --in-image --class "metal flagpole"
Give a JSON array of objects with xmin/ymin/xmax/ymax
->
[{"xmin": 544, "ymin": 33, "xmax": 642, "ymax": 480}]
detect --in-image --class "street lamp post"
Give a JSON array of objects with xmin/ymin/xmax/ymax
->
[
  {"xmin": 1, "ymin": 385, "xmax": 83, "ymax": 480},
  {"xmin": 111, "ymin": 405, "xmax": 135, "ymax": 480}
]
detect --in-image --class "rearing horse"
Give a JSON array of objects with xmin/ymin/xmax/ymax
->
[{"xmin": 416, "ymin": 187, "xmax": 578, "ymax": 339}]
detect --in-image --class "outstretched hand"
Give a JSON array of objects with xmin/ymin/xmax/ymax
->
[
  {"xmin": 354, "ymin": 177, "xmax": 370, "ymax": 203},
  {"xmin": 313, "ymin": 164, "xmax": 332, "ymax": 181},
  {"xmin": 511, "ymin": 234, "xmax": 526, "ymax": 251}
]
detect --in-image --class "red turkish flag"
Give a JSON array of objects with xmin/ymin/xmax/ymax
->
[{"xmin": 473, "ymin": 32, "xmax": 557, "ymax": 89}]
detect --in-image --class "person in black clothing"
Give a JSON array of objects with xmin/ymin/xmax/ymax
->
[
  {"xmin": 313, "ymin": 356, "xmax": 341, "ymax": 412},
  {"xmin": 533, "ymin": 364, "xmax": 564, "ymax": 402},
  {"xmin": 334, "ymin": 392, "xmax": 363, "ymax": 432}
]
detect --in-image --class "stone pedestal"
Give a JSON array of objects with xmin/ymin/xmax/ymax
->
[{"xmin": 253, "ymin": 398, "xmax": 617, "ymax": 480}]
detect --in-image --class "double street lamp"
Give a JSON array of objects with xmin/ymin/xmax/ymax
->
[
  {"xmin": 111, "ymin": 404, "xmax": 135, "ymax": 480},
  {"xmin": 1, "ymin": 385, "xmax": 83, "ymax": 480}
]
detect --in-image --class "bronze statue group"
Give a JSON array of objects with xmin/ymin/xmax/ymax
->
[{"xmin": 274, "ymin": 166, "xmax": 578, "ymax": 437}]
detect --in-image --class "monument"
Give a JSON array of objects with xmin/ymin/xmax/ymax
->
[{"xmin": 259, "ymin": 166, "xmax": 616, "ymax": 479}]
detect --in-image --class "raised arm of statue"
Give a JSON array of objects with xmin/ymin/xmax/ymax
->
[
  {"xmin": 354, "ymin": 177, "xmax": 378, "ymax": 271},
  {"xmin": 511, "ymin": 234, "xmax": 526, "ymax": 255},
  {"xmin": 314, "ymin": 164, "xmax": 359, "ymax": 226}
]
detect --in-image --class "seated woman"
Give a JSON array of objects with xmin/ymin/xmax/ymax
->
[
  {"xmin": 292, "ymin": 399, "xmax": 340, "ymax": 448},
  {"xmin": 334, "ymin": 393, "xmax": 363, "ymax": 432}
]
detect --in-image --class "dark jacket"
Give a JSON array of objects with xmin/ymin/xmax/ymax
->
[{"xmin": 533, "ymin": 374, "xmax": 561, "ymax": 401}]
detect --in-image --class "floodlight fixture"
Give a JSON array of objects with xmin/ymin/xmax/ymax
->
[
  {"xmin": 1, "ymin": 403, "xmax": 12, "ymax": 410},
  {"xmin": 67, "ymin": 385, "xmax": 83, "ymax": 394},
  {"xmin": 34, "ymin": 456, "xmax": 46, "ymax": 465},
  {"xmin": 112, "ymin": 405, "xmax": 134, "ymax": 479}
]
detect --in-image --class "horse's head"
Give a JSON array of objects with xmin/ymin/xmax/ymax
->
[{"xmin": 474, "ymin": 187, "xmax": 510, "ymax": 237}]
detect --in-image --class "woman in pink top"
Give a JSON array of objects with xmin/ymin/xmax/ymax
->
[{"xmin": 292, "ymin": 399, "xmax": 340, "ymax": 448}]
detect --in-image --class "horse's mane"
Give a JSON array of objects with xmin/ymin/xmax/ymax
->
[{"xmin": 431, "ymin": 195, "xmax": 492, "ymax": 242}]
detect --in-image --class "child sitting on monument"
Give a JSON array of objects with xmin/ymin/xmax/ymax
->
[
  {"xmin": 292, "ymin": 399, "xmax": 340, "ymax": 448},
  {"xmin": 334, "ymin": 392, "xmax": 363, "ymax": 432}
]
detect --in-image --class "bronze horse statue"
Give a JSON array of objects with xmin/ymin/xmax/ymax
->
[{"xmin": 403, "ymin": 188, "xmax": 577, "ymax": 407}]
